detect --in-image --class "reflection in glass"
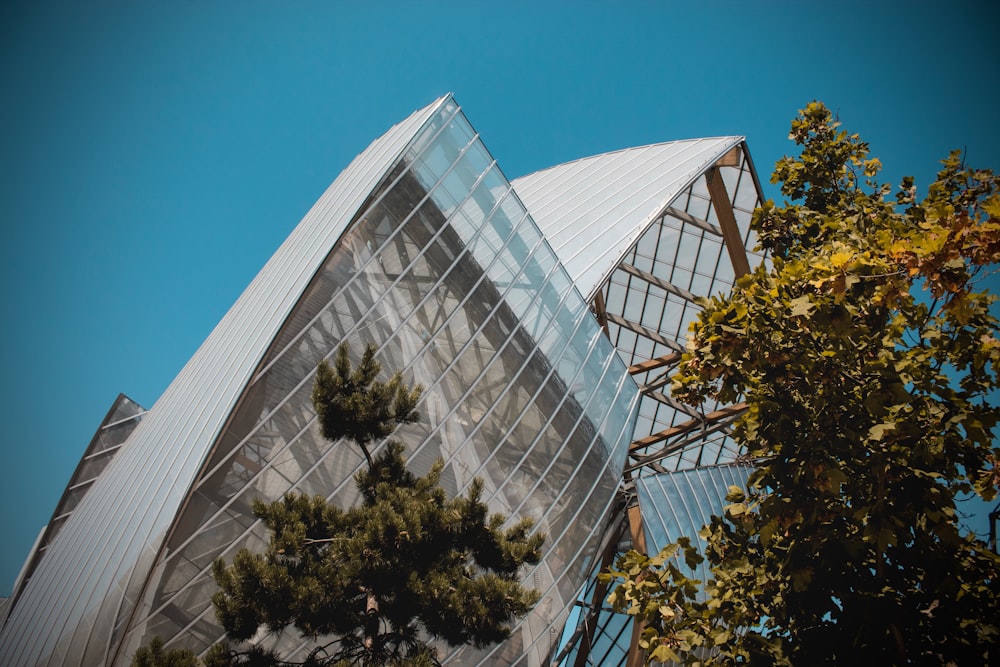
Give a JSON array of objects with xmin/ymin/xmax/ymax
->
[{"xmin": 113, "ymin": 105, "xmax": 636, "ymax": 667}]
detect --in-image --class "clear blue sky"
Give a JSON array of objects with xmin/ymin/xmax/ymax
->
[{"xmin": 1, "ymin": 1, "xmax": 998, "ymax": 596}]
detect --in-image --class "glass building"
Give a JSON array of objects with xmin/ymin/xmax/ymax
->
[{"xmin": 0, "ymin": 95, "xmax": 764, "ymax": 666}]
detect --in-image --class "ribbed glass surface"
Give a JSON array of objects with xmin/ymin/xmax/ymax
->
[
  {"xmin": 562, "ymin": 464, "xmax": 754, "ymax": 667},
  {"xmin": 606, "ymin": 149, "xmax": 764, "ymax": 470},
  {"xmin": 107, "ymin": 103, "xmax": 637, "ymax": 666},
  {"xmin": 553, "ymin": 518, "xmax": 633, "ymax": 667},
  {"xmin": 3, "ymin": 394, "xmax": 145, "ymax": 623},
  {"xmin": 636, "ymin": 464, "xmax": 754, "ymax": 588},
  {"xmin": 534, "ymin": 144, "xmax": 766, "ymax": 666},
  {"xmin": 514, "ymin": 140, "xmax": 766, "ymax": 470},
  {"xmin": 2, "ymin": 95, "xmax": 771, "ymax": 667},
  {"xmin": 44, "ymin": 394, "xmax": 146, "ymax": 551},
  {"xmin": 511, "ymin": 138, "xmax": 741, "ymax": 302}
]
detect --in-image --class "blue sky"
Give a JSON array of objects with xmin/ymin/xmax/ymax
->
[{"xmin": 1, "ymin": 1, "xmax": 998, "ymax": 595}]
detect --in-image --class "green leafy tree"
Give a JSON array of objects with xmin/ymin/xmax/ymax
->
[
  {"xmin": 207, "ymin": 343, "xmax": 544, "ymax": 666},
  {"xmin": 604, "ymin": 102, "xmax": 1000, "ymax": 665}
]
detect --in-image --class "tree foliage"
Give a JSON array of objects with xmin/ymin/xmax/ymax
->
[
  {"xmin": 204, "ymin": 343, "xmax": 543, "ymax": 666},
  {"xmin": 132, "ymin": 637, "xmax": 201, "ymax": 667},
  {"xmin": 312, "ymin": 344, "xmax": 423, "ymax": 472},
  {"xmin": 603, "ymin": 102, "xmax": 1000, "ymax": 665}
]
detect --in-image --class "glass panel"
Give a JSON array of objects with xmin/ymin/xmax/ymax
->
[{"xmin": 112, "ymin": 106, "xmax": 640, "ymax": 667}]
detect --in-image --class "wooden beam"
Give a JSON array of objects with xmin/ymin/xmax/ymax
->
[
  {"xmin": 627, "ymin": 505, "xmax": 648, "ymax": 555},
  {"xmin": 640, "ymin": 374, "xmax": 671, "ymax": 393},
  {"xmin": 716, "ymin": 144, "xmax": 743, "ymax": 167},
  {"xmin": 605, "ymin": 313, "xmax": 684, "ymax": 353},
  {"xmin": 629, "ymin": 403, "xmax": 748, "ymax": 452},
  {"xmin": 619, "ymin": 262, "xmax": 697, "ymax": 303},
  {"xmin": 705, "ymin": 166, "xmax": 752, "ymax": 278},
  {"xmin": 630, "ymin": 419, "xmax": 695, "ymax": 451},
  {"xmin": 626, "ymin": 416, "xmax": 742, "ymax": 473},
  {"xmin": 625, "ymin": 505, "xmax": 648, "ymax": 667},
  {"xmin": 644, "ymin": 389, "xmax": 701, "ymax": 419},
  {"xmin": 592, "ymin": 289, "xmax": 610, "ymax": 338},
  {"xmin": 628, "ymin": 352, "xmax": 682, "ymax": 375},
  {"xmin": 664, "ymin": 206, "xmax": 722, "ymax": 236}
]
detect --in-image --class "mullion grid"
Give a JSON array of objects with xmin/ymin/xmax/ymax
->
[
  {"xmin": 189, "ymin": 223, "xmax": 608, "ymax": 664},
  {"xmin": 151, "ymin": 215, "xmax": 490, "ymax": 643},
  {"xmin": 180, "ymin": 157, "xmax": 481, "ymax": 503},
  {"xmin": 614, "ymin": 169, "xmax": 753, "ymax": 471},
  {"xmin": 366, "ymin": 155, "xmax": 627, "ymax": 664},
  {"xmin": 657, "ymin": 178, "xmax": 732, "ymax": 453},
  {"xmin": 251, "ymin": 102, "xmax": 465, "ymax": 382},
  {"xmin": 472, "ymin": 381, "xmax": 636, "ymax": 666},
  {"xmin": 152, "ymin": 146, "xmax": 588, "ymax": 656},
  {"xmin": 204, "ymin": 136, "xmax": 494, "ymax": 484},
  {"xmin": 641, "ymin": 211, "xmax": 703, "ymax": 442},
  {"xmin": 133, "ymin": 113, "xmax": 487, "ymax": 651}
]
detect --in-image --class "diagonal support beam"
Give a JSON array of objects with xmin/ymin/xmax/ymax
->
[
  {"xmin": 640, "ymin": 374, "xmax": 671, "ymax": 393},
  {"xmin": 628, "ymin": 353, "xmax": 682, "ymax": 375},
  {"xmin": 705, "ymin": 166, "xmax": 751, "ymax": 278},
  {"xmin": 592, "ymin": 289, "xmax": 610, "ymax": 338},
  {"xmin": 625, "ymin": 505, "xmax": 648, "ymax": 667},
  {"xmin": 626, "ymin": 414, "xmax": 741, "ymax": 473},
  {"xmin": 605, "ymin": 313, "xmax": 684, "ymax": 353},
  {"xmin": 618, "ymin": 263, "xmax": 698, "ymax": 304},
  {"xmin": 644, "ymin": 389, "xmax": 701, "ymax": 419},
  {"xmin": 664, "ymin": 206, "xmax": 722, "ymax": 236},
  {"xmin": 629, "ymin": 403, "xmax": 748, "ymax": 452}
]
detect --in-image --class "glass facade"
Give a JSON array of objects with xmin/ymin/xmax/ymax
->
[
  {"xmin": 105, "ymin": 99, "xmax": 637, "ymax": 667},
  {"xmin": 1, "ymin": 95, "xmax": 767, "ymax": 667},
  {"xmin": 636, "ymin": 464, "xmax": 755, "ymax": 588},
  {"xmin": 0, "ymin": 97, "xmax": 447, "ymax": 667},
  {"xmin": 539, "ymin": 145, "xmax": 766, "ymax": 666},
  {"xmin": 603, "ymin": 147, "xmax": 764, "ymax": 472}
]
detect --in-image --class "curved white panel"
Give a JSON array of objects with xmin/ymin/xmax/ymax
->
[{"xmin": 511, "ymin": 138, "xmax": 743, "ymax": 301}]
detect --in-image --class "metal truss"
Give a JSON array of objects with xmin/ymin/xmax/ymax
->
[{"xmin": 565, "ymin": 142, "xmax": 762, "ymax": 667}]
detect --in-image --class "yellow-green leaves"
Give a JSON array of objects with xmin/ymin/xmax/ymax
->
[
  {"xmin": 788, "ymin": 295, "xmax": 814, "ymax": 317},
  {"xmin": 868, "ymin": 422, "xmax": 896, "ymax": 441},
  {"xmin": 830, "ymin": 250, "xmax": 853, "ymax": 269},
  {"xmin": 609, "ymin": 102, "xmax": 1000, "ymax": 666}
]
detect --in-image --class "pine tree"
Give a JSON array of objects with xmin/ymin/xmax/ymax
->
[
  {"xmin": 206, "ymin": 343, "xmax": 544, "ymax": 666},
  {"xmin": 131, "ymin": 638, "xmax": 201, "ymax": 667}
]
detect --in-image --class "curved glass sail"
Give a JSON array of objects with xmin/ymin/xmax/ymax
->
[
  {"xmin": 1, "ymin": 94, "xmax": 771, "ymax": 667},
  {"xmin": 94, "ymin": 97, "xmax": 635, "ymax": 667}
]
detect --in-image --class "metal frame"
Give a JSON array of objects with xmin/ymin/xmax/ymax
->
[
  {"xmin": 566, "ymin": 142, "xmax": 764, "ymax": 667},
  {"xmin": 5, "ymin": 107, "xmax": 767, "ymax": 667}
]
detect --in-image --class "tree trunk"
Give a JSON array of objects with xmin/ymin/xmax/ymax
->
[{"xmin": 364, "ymin": 589, "xmax": 379, "ymax": 654}]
